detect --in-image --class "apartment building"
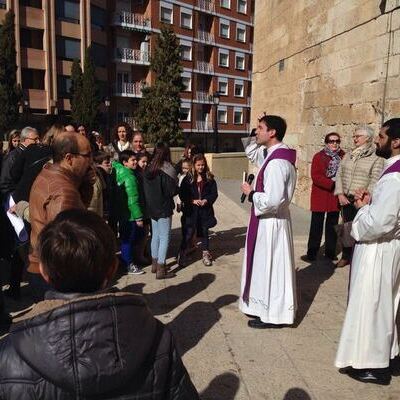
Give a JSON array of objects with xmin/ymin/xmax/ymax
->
[{"xmin": 0, "ymin": 0, "xmax": 253, "ymax": 151}]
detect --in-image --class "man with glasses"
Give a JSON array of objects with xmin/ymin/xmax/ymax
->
[{"xmin": 28, "ymin": 131, "xmax": 95, "ymax": 300}]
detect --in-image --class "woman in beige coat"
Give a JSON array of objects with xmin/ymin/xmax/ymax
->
[{"xmin": 334, "ymin": 125, "xmax": 384, "ymax": 267}]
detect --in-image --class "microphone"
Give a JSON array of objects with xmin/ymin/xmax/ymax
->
[{"xmin": 241, "ymin": 174, "xmax": 255, "ymax": 203}]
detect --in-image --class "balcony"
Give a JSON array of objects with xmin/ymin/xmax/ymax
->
[
  {"xmin": 195, "ymin": 91, "xmax": 214, "ymax": 104},
  {"xmin": 197, "ymin": 0, "xmax": 215, "ymax": 13},
  {"xmin": 196, "ymin": 61, "xmax": 214, "ymax": 74},
  {"xmin": 123, "ymin": 116, "xmax": 139, "ymax": 131},
  {"xmin": 196, "ymin": 120, "xmax": 213, "ymax": 132},
  {"xmin": 113, "ymin": 11, "xmax": 152, "ymax": 32},
  {"xmin": 115, "ymin": 82, "xmax": 147, "ymax": 98},
  {"xmin": 115, "ymin": 48, "xmax": 150, "ymax": 65},
  {"xmin": 197, "ymin": 30, "xmax": 215, "ymax": 44}
]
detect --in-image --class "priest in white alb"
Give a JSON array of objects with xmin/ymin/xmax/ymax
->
[
  {"xmin": 240, "ymin": 114, "xmax": 297, "ymax": 329},
  {"xmin": 335, "ymin": 118, "xmax": 400, "ymax": 385}
]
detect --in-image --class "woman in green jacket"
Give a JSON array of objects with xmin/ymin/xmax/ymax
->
[{"xmin": 112, "ymin": 150, "xmax": 144, "ymax": 275}]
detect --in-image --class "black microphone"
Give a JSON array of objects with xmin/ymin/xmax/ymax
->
[{"xmin": 241, "ymin": 174, "xmax": 255, "ymax": 203}]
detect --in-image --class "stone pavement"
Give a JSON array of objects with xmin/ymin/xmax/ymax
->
[{"xmin": 3, "ymin": 179, "xmax": 400, "ymax": 399}]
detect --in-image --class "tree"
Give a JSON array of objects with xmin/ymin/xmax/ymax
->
[
  {"xmin": 0, "ymin": 11, "xmax": 22, "ymax": 136},
  {"xmin": 135, "ymin": 25, "xmax": 184, "ymax": 145},
  {"xmin": 69, "ymin": 46, "xmax": 100, "ymax": 130},
  {"xmin": 70, "ymin": 58, "xmax": 83, "ymax": 124}
]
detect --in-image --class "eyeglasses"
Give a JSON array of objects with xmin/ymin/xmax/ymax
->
[
  {"xmin": 70, "ymin": 152, "xmax": 92, "ymax": 158},
  {"xmin": 26, "ymin": 136, "xmax": 40, "ymax": 143},
  {"xmin": 327, "ymin": 139, "xmax": 341, "ymax": 144},
  {"xmin": 353, "ymin": 135, "xmax": 366, "ymax": 139}
]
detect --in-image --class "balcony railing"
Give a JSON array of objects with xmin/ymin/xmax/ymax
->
[
  {"xmin": 115, "ymin": 82, "xmax": 146, "ymax": 98},
  {"xmin": 196, "ymin": 61, "xmax": 214, "ymax": 74},
  {"xmin": 197, "ymin": 0, "xmax": 215, "ymax": 13},
  {"xmin": 123, "ymin": 116, "xmax": 139, "ymax": 131},
  {"xmin": 197, "ymin": 30, "xmax": 215, "ymax": 44},
  {"xmin": 195, "ymin": 91, "xmax": 214, "ymax": 103},
  {"xmin": 115, "ymin": 48, "xmax": 150, "ymax": 65},
  {"xmin": 196, "ymin": 120, "xmax": 213, "ymax": 131},
  {"xmin": 113, "ymin": 11, "xmax": 152, "ymax": 32}
]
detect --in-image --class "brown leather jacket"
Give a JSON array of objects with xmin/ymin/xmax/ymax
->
[{"xmin": 28, "ymin": 163, "xmax": 93, "ymax": 273}]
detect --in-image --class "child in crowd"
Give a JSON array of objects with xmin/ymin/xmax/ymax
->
[
  {"xmin": 176, "ymin": 159, "xmax": 192, "ymax": 213},
  {"xmin": 112, "ymin": 150, "xmax": 144, "ymax": 275},
  {"xmin": 179, "ymin": 154, "xmax": 218, "ymax": 267},
  {"xmin": 93, "ymin": 152, "xmax": 112, "ymax": 220}
]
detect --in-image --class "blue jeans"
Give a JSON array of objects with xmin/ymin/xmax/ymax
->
[
  {"xmin": 151, "ymin": 217, "xmax": 172, "ymax": 265},
  {"xmin": 120, "ymin": 221, "xmax": 144, "ymax": 266}
]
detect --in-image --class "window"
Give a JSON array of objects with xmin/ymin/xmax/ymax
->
[
  {"xmin": 91, "ymin": 43, "xmax": 107, "ymax": 67},
  {"xmin": 182, "ymin": 72, "xmax": 192, "ymax": 92},
  {"xmin": 20, "ymin": 0, "xmax": 42, "ymax": 7},
  {"xmin": 56, "ymin": 36, "xmax": 81, "ymax": 60},
  {"xmin": 20, "ymin": 28, "xmax": 43, "ymax": 50},
  {"xmin": 234, "ymin": 80, "xmax": 244, "ymax": 97},
  {"xmin": 218, "ymin": 49, "xmax": 229, "ymax": 67},
  {"xmin": 22, "ymin": 68, "xmax": 45, "ymax": 90},
  {"xmin": 219, "ymin": 19, "xmax": 230, "ymax": 39},
  {"xmin": 236, "ymin": 25, "xmax": 246, "ymax": 42},
  {"xmin": 160, "ymin": 3, "xmax": 173, "ymax": 24},
  {"xmin": 237, "ymin": 0, "xmax": 247, "ymax": 14},
  {"xmin": 180, "ymin": 104, "xmax": 191, "ymax": 121},
  {"xmin": 0, "ymin": 0, "xmax": 7, "ymax": 9},
  {"xmin": 180, "ymin": 40, "xmax": 192, "ymax": 61},
  {"xmin": 218, "ymin": 78, "xmax": 228, "ymax": 95},
  {"xmin": 180, "ymin": 8, "xmax": 192, "ymax": 29},
  {"xmin": 220, "ymin": 0, "xmax": 230, "ymax": 9},
  {"xmin": 91, "ymin": 5, "xmax": 106, "ymax": 30},
  {"xmin": 56, "ymin": 0, "xmax": 80, "ymax": 23},
  {"xmin": 234, "ymin": 108, "xmax": 243, "ymax": 124},
  {"xmin": 58, "ymin": 75, "xmax": 72, "ymax": 97},
  {"xmin": 235, "ymin": 53, "xmax": 245, "ymax": 70},
  {"xmin": 217, "ymin": 107, "xmax": 227, "ymax": 123}
]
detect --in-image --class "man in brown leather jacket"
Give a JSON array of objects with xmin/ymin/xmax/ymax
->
[{"xmin": 28, "ymin": 131, "xmax": 94, "ymax": 299}]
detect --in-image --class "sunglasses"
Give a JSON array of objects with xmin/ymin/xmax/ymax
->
[{"xmin": 327, "ymin": 139, "xmax": 341, "ymax": 144}]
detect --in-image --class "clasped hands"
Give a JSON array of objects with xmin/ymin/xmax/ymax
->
[
  {"xmin": 354, "ymin": 189, "xmax": 371, "ymax": 209},
  {"xmin": 193, "ymin": 199, "xmax": 208, "ymax": 207}
]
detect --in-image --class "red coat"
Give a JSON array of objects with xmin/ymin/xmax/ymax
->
[{"xmin": 310, "ymin": 149, "xmax": 344, "ymax": 212}]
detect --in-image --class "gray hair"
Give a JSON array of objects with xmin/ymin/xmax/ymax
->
[
  {"xmin": 20, "ymin": 126, "xmax": 38, "ymax": 141},
  {"xmin": 355, "ymin": 125, "xmax": 374, "ymax": 141}
]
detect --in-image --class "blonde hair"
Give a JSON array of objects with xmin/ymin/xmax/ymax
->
[{"xmin": 42, "ymin": 124, "xmax": 65, "ymax": 146}]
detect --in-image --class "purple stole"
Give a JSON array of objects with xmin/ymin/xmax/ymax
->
[
  {"xmin": 380, "ymin": 159, "xmax": 400, "ymax": 178},
  {"xmin": 242, "ymin": 147, "xmax": 297, "ymax": 303}
]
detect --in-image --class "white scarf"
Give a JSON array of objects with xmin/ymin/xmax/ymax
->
[{"xmin": 117, "ymin": 141, "xmax": 130, "ymax": 152}]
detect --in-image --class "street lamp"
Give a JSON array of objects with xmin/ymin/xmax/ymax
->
[
  {"xmin": 104, "ymin": 97, "xmax": 111, "ymax": 143},
  {"xmin": 213, "ymin": 91, "xmax": 220, "ymax": 153}
]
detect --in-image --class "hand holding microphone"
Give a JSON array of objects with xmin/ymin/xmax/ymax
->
[{"xmin": 241, "ymin": 173, "xmax": 255, "ymax": 203}]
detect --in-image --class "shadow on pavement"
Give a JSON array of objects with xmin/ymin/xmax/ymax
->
[
  {"xmin": 294, "ymin": 259, "xmax": 335, "ymax": 328},
  {"xmin": 168, "ymin": 294, "xmax": 238, "ymax": 356},
  {"xmin": 124, "ymin": 273, "xmax": 216, "ymax": 316},
  {"xmin": 210, "ymin": 227, "xmax": 247, "ymax": 261},
  {"xmin": 200, "ymin": 372, "xmax": 240, "ymax": 400},
  {"xmin": 283, "ymin": 387, "xmax": 312, "ymax": 399}
]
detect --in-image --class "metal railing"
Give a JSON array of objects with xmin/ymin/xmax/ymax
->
[
  {"xmin": 196, "ymin": 120, "xmax": 213, "ymax": 131},
  {"xmin": 195, "ymin": 91, "xmax": 214, "ymax": 103},
  {"xmin": 114, "ymin": 11, "xmax": 152, "ymax": 31},
  {"xmin": 123, "ymin": 116, "xmax": 139, "ymax": 131},
  {"xmin": 197, "ymin": 0, "xmax": 215, "ymax": 13},
  {"xmin": 197, "ymin": 30, "xmax": 215, "ymax": 44},
  {"xmin": 196, "ymin": 61, "xmax": 214, "ymax": 74},
  {"xmin": 115, "ymin": 82, "xmax": 146, "ymax": 97},
  {"xmin": 115, "ymin": 48, "xmax": 150, "ymax": 64}
]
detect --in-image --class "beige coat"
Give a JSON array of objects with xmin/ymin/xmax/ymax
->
[
  {"xmin": 334, "ymin": 145, "xmax": 384, "ymax": 196},
  {"xmin": 88, "ymin": 168, "xmax": 106, "ymax": 217}
]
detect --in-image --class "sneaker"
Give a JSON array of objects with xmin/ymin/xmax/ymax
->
[
  {"xmin": 127, "ymin": 264, "xmax": 145, "ymax": 275},
  {"xmin": 202, "ymin": 251, "xmax": 212, "ymax": 266}
]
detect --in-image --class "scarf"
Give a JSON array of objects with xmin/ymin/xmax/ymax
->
[
  {"xmin": 323, "ymin": 147, "xmax": 341, "ymax": 178},
  {"xmin": 117, "ymin": 141, "xmax": 130, "ymax": 152},
  {"xmin": 350, "ymin": 142, "xmax": 373, "ymax": 162}
]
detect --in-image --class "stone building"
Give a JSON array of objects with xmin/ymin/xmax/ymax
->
[{"xmin": 251, "ymin": 0, "xmax": 400, "ymax": 208}]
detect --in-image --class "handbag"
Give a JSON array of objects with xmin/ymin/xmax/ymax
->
[{"xmin": 334, "ymin": 219, "xmax": 355, "ymax": 248}]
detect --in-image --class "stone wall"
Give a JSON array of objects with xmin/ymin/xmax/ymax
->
[{"xmin": 252, "ymin": 0, "xmax": 400, "ymax": 208}]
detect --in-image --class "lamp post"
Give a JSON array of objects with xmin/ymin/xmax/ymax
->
[
  {"xmin": 104, "ymin": 97, "xmax": 111, "ymax": 143},
  {"xmin": 23, "ymin": 99, "xmax": 29, "ymax": 124},
  {"xmin": 212, "ymin": 91, "xmax": 220, "ymax": 153}
]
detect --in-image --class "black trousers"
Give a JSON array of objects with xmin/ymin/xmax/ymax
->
[
  {"xmin": 307, "ymin": 211, "xmax": 339, "ymax": 258},
  {"xmin": 341, "ymin": 203, "xmax": 358, "ymax": 260}
]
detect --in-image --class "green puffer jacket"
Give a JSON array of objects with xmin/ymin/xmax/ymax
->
[{"xmin": 112, "ymin": 161, "xmax": 143, "ymax": 221}]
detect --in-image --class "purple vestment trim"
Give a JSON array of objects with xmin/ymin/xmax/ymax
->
[
  {"xmin": 380, "ymin": 159, "xmax": 400, "ymax": 178},
  {"xmin": 242, "ymin": 148, "xmax": 297, "ymax": 303}
]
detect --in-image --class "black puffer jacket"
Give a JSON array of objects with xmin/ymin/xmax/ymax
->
[{"xmin": 0, "ymin": 291, "xmax": 199, "ymax": 399}]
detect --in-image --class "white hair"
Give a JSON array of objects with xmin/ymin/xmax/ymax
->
[
  {"xmin": 20, "ymin": 126, "xmax": 38, "ymax": 141},
  {"xmin": 355, "ymin": 125, "xmax": 374, "ymax": 140}
]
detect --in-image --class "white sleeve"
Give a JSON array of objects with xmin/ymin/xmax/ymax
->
[
  {"xmin": 252, "ymin": 159, "xmax": 291, "ymax": 216},
  {"xmin": 241, "ymin": 137, "xmax": 266, "ymax": 168},
  {"xmin": 351, "ymin": 177, "xmax": 400, "ymax": 241}
]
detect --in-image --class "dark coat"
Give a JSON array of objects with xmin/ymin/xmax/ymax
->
[
  {"xmin": 179, "ymin": 175, "xmax": 218, "ymax": 230},
  {"xmin": 0, "ymin": 145, "xmax": 26, "ymax": 196},
  {"xmin": 310, "ymin": 149, "xmax": 344, "ymax": 212},
  {"xmin": 0, "ymin": 291, "xmax": 199, "ymax": 400},
  {"xmin": 143, "ymin": 162, "xmax": 177, "ymax": 219}
]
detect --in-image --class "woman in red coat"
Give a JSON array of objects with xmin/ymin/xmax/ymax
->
[{"xmin": 302, "ymin": 132, "xmax": 344, "ymax": 262}]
